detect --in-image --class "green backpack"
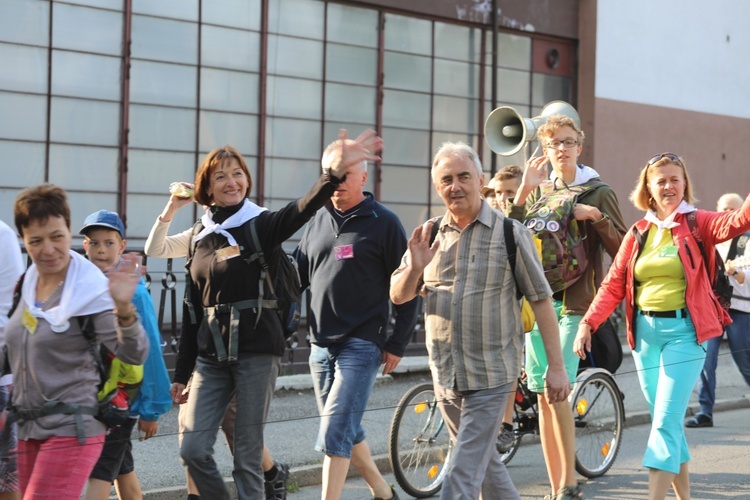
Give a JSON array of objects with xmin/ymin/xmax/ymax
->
[{"xmin": 523, "ymin": 178, "xmax": 604, "ymax": 293}]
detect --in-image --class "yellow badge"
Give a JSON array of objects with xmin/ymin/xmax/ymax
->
[
  {"xmin": 216, "ymin": 245, "xmax": 241, "ymax": 262},
  {"xmin": 21, "ymin": 308, "xmax": 38, "ymax": 335}
]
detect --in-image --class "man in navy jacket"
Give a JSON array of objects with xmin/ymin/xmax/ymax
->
[{"xmin": 295, "ymin": 139, "xmax": 418, "ymax": 500}]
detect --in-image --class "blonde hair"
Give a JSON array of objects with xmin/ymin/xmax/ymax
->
[
  {"xmin": 629, "ymin": 154, "xmax": 695, "ymax": 211},
  {"xmin": 537, "ymin": 114, "xmax": 585, "ymax": 148}
]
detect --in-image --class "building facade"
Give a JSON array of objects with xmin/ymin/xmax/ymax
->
[{"xmin": 2, "ymin": 0, "xmax": 748, "ymax": 368}]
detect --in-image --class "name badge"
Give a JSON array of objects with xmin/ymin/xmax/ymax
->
[
  {"xmin": 334, "ymin": 244, "xmax": 354, "ymax": 260},
  {"xmin": 659, "ymin": 245, "xmax": 678, "ymax": 258},
  {"xmin": 22, "ymin": 308, "xmax": 38, "ymax": 335},
  {"xmin": 216, "ymin": 245, "xmax": 241, "ymax": 262}
]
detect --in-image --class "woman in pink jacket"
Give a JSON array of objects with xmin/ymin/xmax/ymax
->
[{"xmin": 573, "ymin": 153, "xmax": 750, "ymax": 500}]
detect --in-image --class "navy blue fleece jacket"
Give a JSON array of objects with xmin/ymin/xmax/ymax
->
[{"xmin": 294, "ymin": 193, "xmax": 418, "ymax": 356}]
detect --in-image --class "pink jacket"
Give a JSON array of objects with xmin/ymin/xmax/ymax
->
[{"xmin": 581, "ymin": 200, "xmax": 750, "ymax": 349}]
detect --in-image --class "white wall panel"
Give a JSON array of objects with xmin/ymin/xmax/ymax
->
[{"xmin": 596, "ymin": 0, "xmax": 750, "ymax": 119}]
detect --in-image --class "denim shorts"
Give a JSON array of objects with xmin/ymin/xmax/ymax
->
[{"xmin": 309, "ymin": 337, "xmax": 382, "ymax": 458}]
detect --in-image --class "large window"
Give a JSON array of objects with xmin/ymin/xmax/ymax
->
[{"xmin": 0, "ymin": 0, "xmax": 575, "ymax": 244}]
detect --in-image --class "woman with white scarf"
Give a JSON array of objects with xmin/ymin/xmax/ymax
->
[
  {"xmin": 574, "ymin": 153, "xmax": 750, "ymax": 499},
  {"xmin": 2, "ymin": 184, "xmax": 148, "ymax": 499},
  {"xmin": 144, "ymin": 130, "xmax": 382, "ymax": 500}
]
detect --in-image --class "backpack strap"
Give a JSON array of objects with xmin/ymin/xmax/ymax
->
[
  {"xmin": 502, "ymin": 217, "xmax": 522, "ymax": 300},
  {"xmin": 727, "ymin": 234, "xmax": 742, "ymax": 261},
  {"xmin": 183, "ymin": 221, "xmax": 204, "ymax": 325},
  {"xmin": 429, "ymin": 216, "xmax": 444, "ymax": 246},
  {"xmin": 685, "ymin": 212, "xmax": 710, "ymax": 274}
]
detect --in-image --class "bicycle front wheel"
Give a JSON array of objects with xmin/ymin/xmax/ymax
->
[
  {"xmin": 388, "ymin": 383, "xmax": 453, "ymax": 498},
  {"xmin": 571, "ymin": 370, "xmax": 624, "ymax": 478}
]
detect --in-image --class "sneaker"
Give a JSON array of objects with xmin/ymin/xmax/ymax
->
[
  {"xmin": 554, "ymin": 485, "xmax": 583, "ymax": 499},
  {"xmin": 373, "ymin": 485, "xmax": 400, "ymax": 500},
  {"xmin": 685, "ymin": 413, "xmax": 713, "ymax": 428},
  {"xmin": 496, "ymin": 426, "xmax": 515, "ymax": 453},
  {"xmin": 265, "ymin": 462, "xmax": 289, "ymax": 500}
]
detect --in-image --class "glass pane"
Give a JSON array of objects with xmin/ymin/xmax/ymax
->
[
  {"xmin": 53, "ymin": 3, "xmax": 122, "ymax": 56},
  {"xmin": 382, "ymin": 90, "xmax": 430, "ymax": 130},
  {"xmin": 0, "ymin": 43, "xmax": 47, "ymax": 93},
  {"xmin": 532, "ymin": 74, "xmax": 572, "ymax": 107},
  {"xmin": 132, "ymin": 0, "xmax": 198, "ymax": 21},
  {"xmin": 432, "ymin": 96, "xmax": 484, "ymax": 133},
  {"xmin": 50, "ymin": 97, "xmax": 120, "ymax": 146},
  {"xmin": 68, "ymin": 191, "xmax": 120, "ymax": 237},
  {"xmin": 129, "ymin": 105, "xmax": 196, "ymax": 151},
  {"xmin": 326, "ymin": 3, "xmax": 378, "ymax": 47},
  {"xmin": 202, "ymin": 25, "xmax": 259, "ymax": 72},
  {"xmin": 485, "ymin": 67, "xmax": 531, "ymax": 105},
  {"xmin": 380, "ymin": 165, "xmax": 430, "ymax": 205},
  {"xmin": 0, "ymin": 0, "xmax": 49, "ymax": 46},
  {"xmin": 267, "ymin": 76, "xmax": 322, "ymax": 119},
  {"xmin": 383, "ymin": 201, "xmax": 431, "ymax": 235},
  {"xmin": 435, "ymin": 23, "xmax": 480, "ymax": 62},
  {"xmin": 383, "ymin": 52, "xmax": 431, "ymax": 92},
  {"xmin": 326, "ymin": 43, "xmax": 377, "ymax": 85},
  {"xmin": 324, "ymin": 83, "xmax": 375, "ymax": 123},
  {"xmin": 264, "ymin": 158, "xmax": 320, "ymax": 200},
  {"xmin": 382, "ymin": 127, "xmax": 430, "ymax": 167},
  {"xmin": 199, "ymin": 111, "xmax": 258, "ymax": 155},
  {"xmin": 130, "ymin": 60, "xmax": 196, "ymax": 107},
  {"xmin": 52, "ymin": 50, "xmax": 121, "ymax": 101},
  {"xmin": 128, "ymin": 149, "xmax": 196, "ymax": 194},
  {"xmin": 0, "ymin": 92, "xmax": 47, "ymax": 141},
  {"xmin": 434, "ymin": 59, "xmax": 479, "ymax": 98},
  {"xmin": 0, "ymin": 140, "xmax": 46, "ymax": 188},
  {"xmin": 201, "ymin": 68, "xmax": 258, "ymax": 113},
  {"xmin": 267, "ymin": 35, "xmax": 323, "ymax": 79},
  {"xmin": 202, "ymin": 0, "xmax": 261, "ymax": 31},
  {"xmin": 486, "ymin": 32, "xmax": 532, "ymax": 71},
  {"xmin": 124, "ymin": 193, "xmax": 195, "ymax": 245},
  {"xmin": 384, "ymin": 13, "xmax": 431, "ymax": 55},
  {"xmin": 268, "ymin": 0, "xmax": 323, "ymax": 39},
  {"xmin": 265, "ymin": 117, "xmax": 320, "ymax": 160},
  {"xmin": 0, "ymin": 188, "xmax": 26, "ymax": 226},
  {"xmin": 48, "ymin": 144, "xmax": 119, "ymax": 191},
  {"xmin": 131, "ymin": 15, "xmax": 198, "ymax": 65},
  {"xmin": 59, "ymin": 0, "xmax": 123, "ymax": 9}
]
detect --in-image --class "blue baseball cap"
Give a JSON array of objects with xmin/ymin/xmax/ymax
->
[{"xmin": 79, "ymin": 210, "xmax": 125, "ymax": 239}]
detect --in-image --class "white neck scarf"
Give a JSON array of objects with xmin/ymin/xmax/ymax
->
[
  {"xmin": 22, "ymin": 251, "xmax": 114, "ymax": 333},
  {"xmin": 194, "ymin": 199, "xmax": 267, "ymax": 247},
  {"xmin": 644, "ymin": 200, "xmax": 696, "ymax": 243},
  {"xmin": 549, "ymin": 164, "xmax": 600, "ymax": 187}
]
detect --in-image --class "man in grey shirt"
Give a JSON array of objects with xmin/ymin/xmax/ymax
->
[{"xmin": 391, "ymin": 142, "xmax": 571, "ymax": 499}]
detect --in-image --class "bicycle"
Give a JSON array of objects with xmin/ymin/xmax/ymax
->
[{"xmin": 388, "ymin": 367, "xmax": 625, "ymax": 498}]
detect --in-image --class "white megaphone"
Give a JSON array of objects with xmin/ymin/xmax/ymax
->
[{"xmin": 484, "ymin": 100, "xmax": 580, "ymax": 156}]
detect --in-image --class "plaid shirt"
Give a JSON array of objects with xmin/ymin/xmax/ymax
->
[{"xmin": 395, "ymin": 203, "xmax": 552, "ymax": 391}]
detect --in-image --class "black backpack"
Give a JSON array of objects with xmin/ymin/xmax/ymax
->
[
  {"xmin": 685, "ymin": 212, "xmax": 733, "ymax": 313},
  {"xmin": 186, "ymin": 218, "xmax": 301, "ymax": 338}
]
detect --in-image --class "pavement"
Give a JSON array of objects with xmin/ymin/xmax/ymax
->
[{"xmin": 126, "ymin": 342, "xmax": 750, "ymax": 499}]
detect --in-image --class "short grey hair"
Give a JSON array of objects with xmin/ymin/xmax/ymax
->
[
  {"xmin": 321, "ymin": 139, "xmax": 367, "ymax": 173},
  {"xmin": 431, "ymin": 142, "xmax": 482, "ymax": 183}
]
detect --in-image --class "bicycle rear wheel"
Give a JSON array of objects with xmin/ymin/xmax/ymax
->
[
  {"xmin": 388, "ymin": 383, "xmax": 453, "ymax": 498},
  {"xmin": 571, "ymin": 369, "xmax": 624, "ymax": 478}
]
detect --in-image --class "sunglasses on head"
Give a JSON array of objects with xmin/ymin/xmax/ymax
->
[{"xmin": 647, "ymin": 153, "xmax": 681, "ymax": 166}]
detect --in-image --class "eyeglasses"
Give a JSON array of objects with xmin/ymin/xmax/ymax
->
[
  {"xmin": 647, "ymin": 153, "xmax": 681, "ymax": 166},
  {"xmin": 545, "ymin": 139, "xmax": 578, "ymax": 150}
]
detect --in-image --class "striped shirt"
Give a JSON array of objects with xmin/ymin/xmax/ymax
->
[{"xmin": 394, "ymin": 202, "xmax": 552, "ymax": 391}]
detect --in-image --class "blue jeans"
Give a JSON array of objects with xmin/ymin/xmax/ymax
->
[
  {"xmin": 309, "ymin": 337, "xmax": 382, "ymax": 458},
  {"xmin": 696, "ymin": 310, "xmax": 750, "ymax": 416},
  {"xmin": 180, "ymin": 354, "xmax": 280, "ymax": 500},
  {"xmin": 633, "ymin": 310, "xmax": 705, "ymax": 474}
]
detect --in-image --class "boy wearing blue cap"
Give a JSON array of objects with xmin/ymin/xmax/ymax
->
[{"xmin": 80, "ymin": 210, "xmax": 172, "ymax": 500}]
